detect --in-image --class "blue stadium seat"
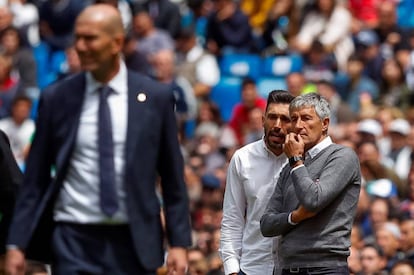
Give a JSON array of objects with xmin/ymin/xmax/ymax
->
[
  {"xmin": 256, "ymin": 53, "xmax": 303, "ymax": 97},
  {"xmin": 261, "ymin": 54, "xmax": 303, "ymax": 77},
  {"xmin": 257, "ymin": 77, "xmax": 287, "ymax": 98},
  {"xmin": 33, "ymin": 42, "xmax": 67, "ymax": 89},
  {"xmin": 50, "ymin": 50, "xmax": 67, "ymax": 76},
  {"xmin": 219, "ymin": 54, "xmax": 262, "ymax": 80},
  {"xmin": 33, "ymin": 42, "xmax": 51, "ymax": 89},
  {"xmin": 210, "ymin": 77, "xmax": 242, "ymax": 122}
]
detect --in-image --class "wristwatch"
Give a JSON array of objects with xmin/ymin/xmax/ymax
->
[{"xmin": 289, "ymin": 155, "xmax": 303, "ymax": 167}]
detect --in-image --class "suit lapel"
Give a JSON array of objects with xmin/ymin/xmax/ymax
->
[
  {"xmin": 55, "ymin": 74, "xmax": 87, "ymax": 183},
  {"xmin": 125, "ymin": 71, "xmax": 148, "ymax": 167}
]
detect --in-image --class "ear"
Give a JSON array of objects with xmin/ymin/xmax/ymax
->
[
  {"xmin": 112, "ymin": 34, "xmax": 125, "ymax": 54},
  {"xmin": 262, "ymin": 113, "xmax": 265, "ymax": 127},
  {"xmin": 322, "ymin": 117, "xmax": 330, "ymax": 132}
]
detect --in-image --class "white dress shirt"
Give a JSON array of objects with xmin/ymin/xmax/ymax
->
[
  {"xmin": 0, "ymin": 117, "xmax": 35, "ymax": 170},
  {"xmin": 186, "ymin": 45, "xmax": 220, "ymax": 86},
  {"xmin": 220, "ymin": 139, "xmax": 287, "ymax": 275},
  {"xmin": 54, "ymin": 62, "xmax": 128, "ymax": 224}
]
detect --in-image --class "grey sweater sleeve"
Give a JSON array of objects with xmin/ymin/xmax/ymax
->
[
  {"xmin": 291, "ymin": 146, "xmax": 360, "ymax": 212},
  {"xmin": 260, "ymin": 168, "xmax": 295, "ymax": 237}
]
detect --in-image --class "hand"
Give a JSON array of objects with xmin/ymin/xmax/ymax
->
[
  {"xmin": 166, "ymin": 247, "xmax": 187, "ymax": 275},
  {"xmin": 5, "ymin": 248, "xmax": 26, "ymax": 275},
  {"xmin": 217, "ymin": 2, "xmax": 236, "ymax": 21},
  {"xmin": 284, "ymin": 133, "xmax": 304, "ymax": 158},
  {"xmin": 291, "ymin": 205, "xmax": 316, "ymax": 224}
]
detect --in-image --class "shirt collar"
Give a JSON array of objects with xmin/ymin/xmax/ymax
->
[
  {"xmin": 85, "ymin": 60, "xmax": 128, "ymax": 95},
  {"xmin": 306, "ymin": 136, "xmax": 332, "ymax": 159}
]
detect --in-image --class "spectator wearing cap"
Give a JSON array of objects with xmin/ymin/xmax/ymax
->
[
  {"xmin": 201, "ymin": 173, "xmax": 221, "ymax": 190},
  {"xmin": 386, "ymin": 118, "xmax": 412, "ymax": 182},
  {"xmin": 354, "ymin": 28, "xmax": 385, "ymax": 84},
  {"xmin": 356, "ymin": 118, "xmax": 383, "ymax": 146},
  {"xmin": 199, "ymin": 173, "xmax": 224, "ymax": 219},
  {"xmin": 376, "ymin": 222, "xmax": 406, "ymax": 272}
]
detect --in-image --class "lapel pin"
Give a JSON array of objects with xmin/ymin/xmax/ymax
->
[{"xmin": 137, "ymin": 92, "xmax": 146, "ymax": 102}]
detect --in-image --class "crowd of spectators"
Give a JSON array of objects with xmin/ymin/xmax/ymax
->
[{"xmin": 2, "ymin": 0, "xmax": 414, "ymax": 274}]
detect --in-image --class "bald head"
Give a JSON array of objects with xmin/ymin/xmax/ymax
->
[
  {"xmin": 74, "ymin": 4, "xmax": 126, "ymax": 82},
  {"xmin": 77, "ymin": 4, "xmax": 125, "ymax": 36}
]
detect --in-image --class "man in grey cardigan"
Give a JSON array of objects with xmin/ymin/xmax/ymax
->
[{"xmin": 260, "ymin": 93, "xmax": 361, "ymax": 274}]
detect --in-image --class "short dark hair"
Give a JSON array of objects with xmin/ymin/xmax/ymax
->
[
  {"xmin": 11, "ymin": 94, "xmax": 32, "ymax": 107},
  {"xmin": 362, "ymin": 243, "xmax": 385, "ymax": 258},
  {"xmin": 391, "ymin": 260, "xmax": 414, "ymax": 272},
  {"xmin": 241, "ymin": 77, "xmax": 256, "ymax": 89},
  {"xmin": 265, "ymin": 90, "xmax": 295, "ymax": 112}
]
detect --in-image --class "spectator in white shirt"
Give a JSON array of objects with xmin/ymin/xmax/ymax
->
[
  {"xmin": 175, "ymin": 26, "xmax": 220, "ymax": 101},
  {"xmin": 220, "ymin": 90, "xmax": 294, "ymax": 275},
  {"xmin": 0, "ymin": 94, "xmax": 34, "ymax": 170}
]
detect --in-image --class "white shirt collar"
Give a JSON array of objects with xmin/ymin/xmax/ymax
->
[
  {"xmin": 85, "ymin": 60, "xmax": 128, "ymax": 95},
  {"xmin": 306, "ymin": 136, "xmax": 333, "ymax": 159}
]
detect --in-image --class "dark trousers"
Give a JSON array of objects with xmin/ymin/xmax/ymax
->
[
  {"xmin": 52, "ymin": 222, "xmax": 155, "ymax": 275},
  {"xmin": 281, "ymin": 266, "xmax": 349, "ymax": 275}
]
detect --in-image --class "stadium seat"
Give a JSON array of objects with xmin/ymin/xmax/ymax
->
[
  {"xmin": 256, "ymin": 53, "xmax": 303, "ymax": 96},
  {"xmin": 257, "ymin": 77, "xmax": 287, "ymax": 98},
  {"xmin": 33, "ymin": 43, "xmax": 67, "ymax": 89},
  {"xmin": 219, "ymin": 54, "xmax": 262, "ymax": 80},
  {"xmin": 261, "ymin": 54, "xmax": 303, "ymax": 77},
  {"xmin": 210, "ymin": 77, "xmax": 242, "ymax": 122}
]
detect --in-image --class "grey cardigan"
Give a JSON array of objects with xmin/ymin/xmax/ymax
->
[{"xmin": 260, "ymin": 143, "xmax": 361, "ymax": 268}]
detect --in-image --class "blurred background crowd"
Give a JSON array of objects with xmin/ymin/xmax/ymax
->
[{"xmin": 2, "ymin": 0, "xmax": 414, "ymax": 274}]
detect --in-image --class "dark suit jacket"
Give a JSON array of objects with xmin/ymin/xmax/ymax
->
[
  {"xmin": 7, "ymin": 70, "xmax": 192, "ymax": 269},
  {"xmin": 0, "ymin": 130, "xmax": 22, "ymax": 254}
]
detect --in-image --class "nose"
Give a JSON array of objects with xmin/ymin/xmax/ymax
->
[
  {"xmin": 294, "ymin": 118, "xmax": 304, "ymax": 129},
  {"xmin": 273, "ymin": 118, "xmax": 282, "ymax": 129}
]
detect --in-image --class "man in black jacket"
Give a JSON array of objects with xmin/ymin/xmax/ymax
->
[{"xmin": 0, "ymin": 129, "xmax": 22, "ymax": 260}]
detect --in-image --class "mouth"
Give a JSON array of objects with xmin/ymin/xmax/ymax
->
[
  {"xmin": 268, "ymin": 132, "xmax": 284, "ymax": 143},
  {"xmin": 297, "ymin": 132, "xmax": 307, "ymax": 138}
]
